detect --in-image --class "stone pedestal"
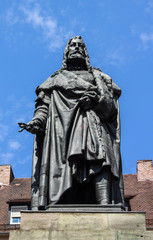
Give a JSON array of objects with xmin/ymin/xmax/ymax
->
[
  {"xmin": 9, "ymin": 209, "xmax": 153, "ymax": 240},
  {"xmin": 46, "ymin": 204, "xmax": 125, "ymax": 212}
]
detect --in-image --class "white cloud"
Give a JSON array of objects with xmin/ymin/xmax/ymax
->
[
  {"xmin": 4, "ymin": 3, "xmax": 73, "ymax": 51},
  {"xmin": 19, "ymin": 5, "xmax": 73, "ymax": 51},
  {"xmin": 141, "ymin": 1, "xmax": 153, "ymax": 49},
  {"xmin": 9, "ymin": 141, "xmax": 21, "ymax": 150},
  {"xmin": 140, "ymin": 32, "xmax": 153, "ymax": 49},
  {"xmin": 145, "ymin": 1, "xmax": 153, "ymax": 14},
  {"xmin": 5, "ymin": 8, "xmax": 19, "ymax": 26},
  {"xmin": 20, "ymin": 5, "xmax": 57, "ymax": 36},
  {"xmin": 140, "ymin": 33, "xmax": 153, "ymax": 42},
  {"xmin": 129, "ymin": 1, "xmax": 153, "ymax": 51}
]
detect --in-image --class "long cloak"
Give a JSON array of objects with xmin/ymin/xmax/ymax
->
[{"xmin": 31, "ymin": 69, "xmax": 124, "ymax": 210}]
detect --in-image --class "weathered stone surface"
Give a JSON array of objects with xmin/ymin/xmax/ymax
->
[
  {"xmin": 57, "ymin": 213, "xmax": 108, "ymax": 231},
  {"xmin": 10, "ymin": 229, "xmax": 153, "ymax": 240},
  {"xmin": 108, "ymin": 212, "xmax": 146, "ymax": 230},
  {"xmin": 9, "ymin": 212, "xmax": 153, "ymax": 240},
  {"xmin": 51, "ymin": 230, "xmax": 116, "ymax": 240},
  {"xmin": 117, "ymin": 230, "xmax": 145, "ymax": 240},
  {"xmin": 20, "ymin": 212, "xmax": 59, "ymax": 230},
  {"xmin": 116, "ymin": 230, "xmax": 153, "ymax": 240},
  {"xmin": 9, "ymin": 230, "xmax": 49, "ymax": 240},
  {"xmin": 144, "ymin": 231, "xmax": 153, "ymax": 240}
]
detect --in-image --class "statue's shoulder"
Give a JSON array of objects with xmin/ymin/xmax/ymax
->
[
  {"xmin": 92, "ymin": 67, "xmax": 111, "ymax": 81},
  {"xmin": 92, "ymin": 67, "xmax": 121, "ymax": 97},
  {"xmin": 92, "ymin": 67, "xmax": 112, "ymax": 83},
  {"xmin": 35, "ymin": 70, "xmax": 62, "ymax": 95}
]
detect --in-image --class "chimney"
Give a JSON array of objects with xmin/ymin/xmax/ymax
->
[
  {"xmin": 137, "ymin": 160, "xmax": 153, "ymax": 181},
  {"xmin": 0, "ymin": 165, "xmax": 14, "ymax": 185}
]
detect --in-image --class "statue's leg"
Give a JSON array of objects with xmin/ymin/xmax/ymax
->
[{"xmin": 93, "ymin": 167, "xmax": 111, "ymax": 204}]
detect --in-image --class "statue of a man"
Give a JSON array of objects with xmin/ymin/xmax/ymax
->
[{"xmin": 19, "ymin": 36, "xmax": 124, "ymax": 210}]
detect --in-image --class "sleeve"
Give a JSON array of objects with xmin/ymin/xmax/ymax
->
[{"xmin": 31, "ymin": 90, "xmax": 50, "ymax": 130}]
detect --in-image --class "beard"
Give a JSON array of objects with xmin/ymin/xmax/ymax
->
[{"xmin": 67, "ymin": 55, "xmax": 87, "ymax": 70}]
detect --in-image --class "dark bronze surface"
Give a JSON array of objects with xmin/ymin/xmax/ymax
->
[{"xmin": 19, "ymin": 36, "xmax": 124, "ymax": 210}]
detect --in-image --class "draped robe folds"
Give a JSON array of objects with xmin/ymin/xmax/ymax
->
[{"xmin": 31, "ymin": 69, "xmax": 124, "ymax": 210}]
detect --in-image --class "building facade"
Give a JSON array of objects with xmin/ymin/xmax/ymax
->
[
  {"xmin": 0, "ymin": 165, "xmax": 31, "ymax": 239},
  {"xmin": 0, "ymin": 160, "xmax": 153, "ymax": 239}
]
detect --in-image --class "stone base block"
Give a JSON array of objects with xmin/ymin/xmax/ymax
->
[
  {"xmin": 9, "ymin": 210, "xmax": 153, "ymax": 240},
  {"xmin": 46, "ymin": 204, "xmax": 125, "ymax": 212}
]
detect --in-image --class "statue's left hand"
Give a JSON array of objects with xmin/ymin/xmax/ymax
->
[{"xmin": 79, "ymin": 91, "xmax": 99, "ymax": 110}]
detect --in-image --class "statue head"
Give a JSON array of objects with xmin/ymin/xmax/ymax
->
[{"xmin": 61, "ymin": 36, "xmax": 92, "ymax": 71}]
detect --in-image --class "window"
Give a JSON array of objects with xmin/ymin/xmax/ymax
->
[
  {"xmin": 10, "ymin": 206, "xmax": 27, "ymax": 224},
  {"xmin": 12, "ymin": 217, "xmax": 21, "ymax": 224}
]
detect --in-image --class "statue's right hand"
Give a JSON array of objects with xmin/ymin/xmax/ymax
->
[
  {"xmin": 18, "ymin": 122, "xmax": 27, "ymax": 132},
  {"xmin": 18, "ymin": 121, "xmax": 43, "ymax": 134}
]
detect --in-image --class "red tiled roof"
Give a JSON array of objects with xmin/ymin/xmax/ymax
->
[
  {"xmin": 8, "ymin": 178, "xmax": 31, "ymax": 202},
  {"xmin": 0, "ymin": 178, "xmax": 31, "ymax": 225}
]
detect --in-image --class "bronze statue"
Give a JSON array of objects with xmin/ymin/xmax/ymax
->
[{"xmin": 19, "ymin": 36, "xmax": 124, "ymax": 210}]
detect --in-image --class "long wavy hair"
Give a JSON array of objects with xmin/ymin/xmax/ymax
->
[{"xmin": 61, "ymin": 36, "xmax": 92, "ymax": 72}]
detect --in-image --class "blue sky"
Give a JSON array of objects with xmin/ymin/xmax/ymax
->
[{"xmin": 0, "ymin": 0, "xmax": 153, "ymax": 178}]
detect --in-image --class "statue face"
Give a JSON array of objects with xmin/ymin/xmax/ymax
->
[{"xmin": 68, "ymin": 38, "xmax": 85, "ymax": 60}]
